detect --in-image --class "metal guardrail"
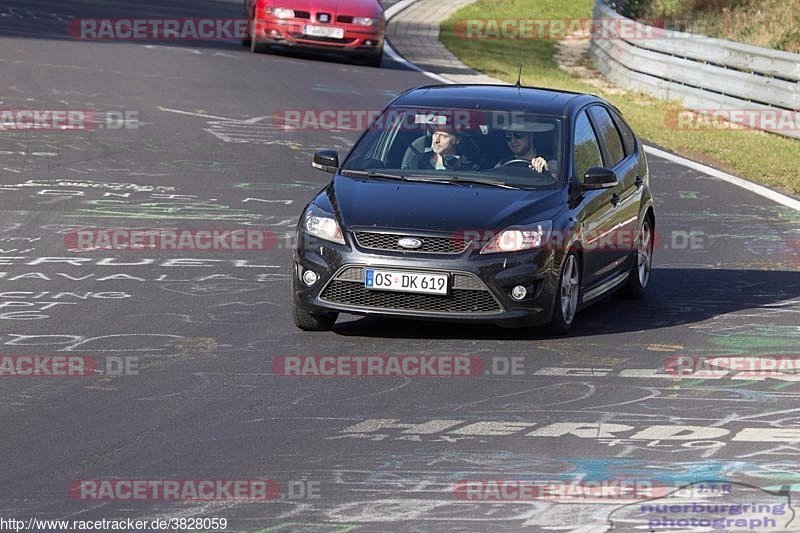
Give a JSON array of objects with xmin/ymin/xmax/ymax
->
[{"xmin": 589, "ymin": 1, "xmax": 800, "ymax": 139}]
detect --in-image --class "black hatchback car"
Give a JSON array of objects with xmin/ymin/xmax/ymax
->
[{"xmin": 292, "ymin": 84, "xmax": 655, "ymax": 334}]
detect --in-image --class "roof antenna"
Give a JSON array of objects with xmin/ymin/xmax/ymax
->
[{"xmin": 514, "ymin": 30, "xmax": 528, "ymax": 88}]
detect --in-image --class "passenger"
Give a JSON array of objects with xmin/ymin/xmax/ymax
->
[{"xmin": 408, "ymin": 125, "xmax": 477, "ymax": 171}]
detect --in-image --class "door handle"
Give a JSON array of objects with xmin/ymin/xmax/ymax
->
[
  {"xmin": 611, "ymin": 193, "xmax": 621, "ymax": 207},
  {"xmin": 635, "ymin": 175, "xmax": 644, "ymax": 188}
]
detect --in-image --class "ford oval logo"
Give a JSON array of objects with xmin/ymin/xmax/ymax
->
[{"xmin": 398, "ymin": 237, "xmax": 422, "ymax": 249}]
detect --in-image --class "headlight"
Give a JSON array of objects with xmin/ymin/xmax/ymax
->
[
  {"xmin": 480, "ymin": 221, "xmax": 553, "ymax": 254},
  {"xmin": 352, "ymin": 17, "xmax": 376, "ymax": 26},
  {"xmin": 304, "ymin": 205, "xmax": 345, "ymax": 245},
  {"xmin": 267, "ymin": 7, "xmax": 295, "ymax": 19}
]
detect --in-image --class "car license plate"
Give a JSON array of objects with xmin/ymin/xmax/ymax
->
[
  {"xmin": 302, "ymin": 25, "xmax": 344, "ymax": 39},
  {"xmin": 365, "ymin": 269, "xmax": 448, "ymax": 295}
]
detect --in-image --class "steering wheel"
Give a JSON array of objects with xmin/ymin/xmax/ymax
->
[
  {"xmin": 500, "ymin": 159, "xmax": 549, "ymax": 175},
  {"xmin": 501, "ymin": 158, "xmax": 533, "ymax": 167}
]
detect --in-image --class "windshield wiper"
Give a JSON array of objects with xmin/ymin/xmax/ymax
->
[
  {"xmin": 435, "ymin": 176, "xmax": 520, "ymax": 189},
  {"xmin": 339, "ymin": 169, "xmax": 408, "ymax": 180}
]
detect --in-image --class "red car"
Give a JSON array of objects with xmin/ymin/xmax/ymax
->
[{"xmin": 243, "ymin": 0, "xmax": 386, "ymax": 67}]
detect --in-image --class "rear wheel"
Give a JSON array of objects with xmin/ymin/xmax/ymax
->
[
  {"xmin": 622, "ymin": 217, "xmax": 653, "ymax": 299},
  {"xmin": 545, "ymin": 252, "xmax": 580, "ymax": 335}
]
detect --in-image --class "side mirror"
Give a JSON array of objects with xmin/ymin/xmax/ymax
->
[
  {"xmin": 583, "ymin": 167, "xmax": 618, "ymax": 190},
  {"xmin": 312, "ymin": 150, "xmax": 339, "ymax": 173}
]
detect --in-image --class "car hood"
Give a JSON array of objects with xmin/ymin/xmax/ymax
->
[
  {"xmin": 285, "ymin": 0, "xmax": 382, "ymax": 16},
  {"xmin": 328, "ymin": 174, "xmax": 563, "ymax": 233}
]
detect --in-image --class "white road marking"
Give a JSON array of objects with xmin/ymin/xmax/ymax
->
[
  {"xmin": 383, "ymin": 0, "xmax": 450, "ymax": 84},
  {"xmin": 157, "ymin": 107, "xmax": 236, "ymax": 121},
  {"xmin": 644, "ymin": 145, "xmax": 800, "ymax": 211}
]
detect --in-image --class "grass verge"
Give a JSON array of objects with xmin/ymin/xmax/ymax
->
[
  {"xmin": 623, "ymin": 0, "xmax": 800, "ymax": 53},
  {"xmin": 439, "ymin": 0, "xmax": 800, "ymax": 195}
]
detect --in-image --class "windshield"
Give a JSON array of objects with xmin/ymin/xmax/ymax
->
[{"xmin": 341, "ymin": 106, "xmax": 564, "ymax": 189}]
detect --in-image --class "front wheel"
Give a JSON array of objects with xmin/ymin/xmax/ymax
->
[
  {"xmin": 360, "ymin": 47, "xmax": 383, "ymax": 67},
  {"xmin": 622, "ymin": 217, "xmax": 654, "ymax": 299},
  {"xmin": 293, "ymin": 301, "xmax": 338, "ymax": 331},
  {"xmin": 545, "ymin": 252, "xmax": 581, "ymax": 335},
  {"xmin": 250, "ymin": 20, "xmax": 270, "ymax": 53},
  {"xmin": 291, "ymin": 273, "xmax": 338, "ymax": 331}
]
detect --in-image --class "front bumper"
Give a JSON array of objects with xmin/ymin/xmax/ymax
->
[
  {"xmin": 293, "ymin": 230, "xmax": 560, "ymax": 328},
  {"xmin": 254, "ymin": 17, "xmax": 384, "ymax": 56}
]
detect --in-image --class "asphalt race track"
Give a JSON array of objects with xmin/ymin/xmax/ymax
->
[{"xmin": 1, "ymin": 1, "xmax": 800, "ymax": 531}]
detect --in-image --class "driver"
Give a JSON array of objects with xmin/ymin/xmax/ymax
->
[{"xmin": 496, "ymin": 123, "xmax": 556, "ymax": 174}]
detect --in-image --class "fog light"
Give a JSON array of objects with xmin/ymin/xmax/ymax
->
[
  {"xmin": 302, "ymin": 270, "xmax": 319, "ymax": 286},
  {"xmin": 511, "ymin": 285, "xmax": 527, "ymax": 301},
  {"xmin": 365, "ymin": 40, "xmax": 374, "ymax": 46}
]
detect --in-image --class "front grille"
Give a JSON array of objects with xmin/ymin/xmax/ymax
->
[
  {"xmin": 336, "ymin": 15, "xmax": 354, "ymax": 23},
  {"xmin": 319, "ymin": 266, "xmax": 502, "ymax": 314},
  {"xmin": 316, "ymin": 12, "xmax": 332, "ymax": 23},
  {"xmin": 294, "ymin": 11, "xmax": 311, "ymax": 19},
  {"xmin": 355, "ymin": 232, "xmax": 469, "ymax": 254}
]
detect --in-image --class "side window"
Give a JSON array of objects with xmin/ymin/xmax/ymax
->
[
  {"xmin": 587, "ymin": 106, "xmax": 626, "ymax": 167},
  {"xmin": 573, "ymin": 110, "xmax": 603, "ymax": 181},
  {"xmin": 610, "ymin": 109, "xmax": 636, "ymax": 157}
]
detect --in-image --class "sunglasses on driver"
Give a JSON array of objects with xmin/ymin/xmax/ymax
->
[{"xmin": 504, "ymin": 132, "xmax": 528, "ymax": 141}]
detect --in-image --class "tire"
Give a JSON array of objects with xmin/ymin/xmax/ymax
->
[
  {"xmin": 291, "ymin": 276, "xmax": 338, "ymax": 331},
  {"xmin": 362, "ymin": 46, "xmax": 383, "ymax": 68},
  {"xmin": 545, "ymin": 251, "xmax": 581, "ymax": 335},
  {"xmin": 243, "ymin": 16, "xmax": 254, "ymax": 48},
  {"xmin": 363, "ymin": 49, "xmax": 383, "ymax": 68},
  {"xmin": 250, "ymin": 19, "xmax": 270, "ymax": 53},
  {"xmin": 622, "ymin": 216, "xmax": 654, "ymax": 299},
  {"xmin": 293, "ymin": 302, "xmax": 338, "ymax": 331}
]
